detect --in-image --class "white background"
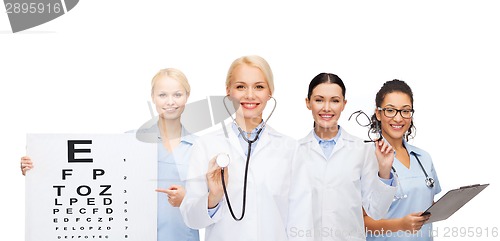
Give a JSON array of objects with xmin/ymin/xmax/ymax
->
[{"xmin": 1, "ymin": 1, "xmax": 499, "ymax": 240}]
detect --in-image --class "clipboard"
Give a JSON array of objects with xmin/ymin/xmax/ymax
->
[{"xmin": 422, "ymin": 184, "xmax": 489, "ymax": 223}]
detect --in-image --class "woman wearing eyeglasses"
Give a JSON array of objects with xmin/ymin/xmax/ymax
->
[
  {"xmin": 297, "ymin": 73, "xmax": 397, "ymax": 241},
  {"xmin": 364, "ymin": 79, "xmax": 441, "ymax": 241}
]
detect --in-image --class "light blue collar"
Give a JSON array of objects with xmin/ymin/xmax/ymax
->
[
  {"xmin": 231, "ymin": 120, "xmax": 265, "ymax": 140},
  {"xmin": 403, "ymin": 139, "xmax": 421, "ymax": 157},
  {"xmin": 313, "ymin": 126, "xmax": 341, "ymax": 144},
  {"xmin": 154, "ymin": 123, "xmax": 194, "ymax": 145}
]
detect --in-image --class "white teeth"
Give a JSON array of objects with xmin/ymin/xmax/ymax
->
[
  {"xmin": 320, "ymin": 114, "xmax": 332, "ymax": 118},
  {"xmin": 392, "ymin": 125, "xmax": 402, "ymax": 129}
]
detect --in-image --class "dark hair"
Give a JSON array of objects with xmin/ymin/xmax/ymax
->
[
  {"xmin": 307, "ymin": 73, "xmax": 346, "ymax": 100},
  {"xmin": 370, "ymin": 79, "xmax": 416, "ymax": 141}
]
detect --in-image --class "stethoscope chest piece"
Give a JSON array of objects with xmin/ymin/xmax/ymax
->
[
  {"xmin": 216, "ymin": 153, "xmax": 230, "ymax": 168},
  {"xmin": 426, "ymin": 177, "xmax": 435, "ymax": 188}
]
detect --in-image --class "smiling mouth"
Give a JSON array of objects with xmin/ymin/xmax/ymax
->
[
  {"xmin": 390, "ymin": 124, "xmax": 404, "ymax": 130},
  {"xmin": 163, "ymin": 107, "xmax": 178, "ymax": 113},
  {"xmin": 241, "ymin": 103, "xmax": 259, "ymax": 109},
  {"xmin": 319, "ymin": 114, "xmax": 333, "ymax": 120}
]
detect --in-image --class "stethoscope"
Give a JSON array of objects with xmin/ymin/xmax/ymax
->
[
  {"xmin": 216, "ymin": 95, "xmax": 277, "ymax": 221},
  {"xmin": 392, "ymin": 152, "xmax": 435, "ymax": 189}
]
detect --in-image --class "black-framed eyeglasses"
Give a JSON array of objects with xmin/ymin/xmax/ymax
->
[
  {"xmin": 348, "ymin": 110, "xmax": 382, "ymax": 143},
  {"xmin": 377, "ymin": 107, "xmax": 414, "ymax": 119}
]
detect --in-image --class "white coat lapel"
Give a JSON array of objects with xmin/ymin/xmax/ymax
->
[
  {"xmin": 330, "ymin": 136, "xmax": 345, "ymax": 156},
  {"xmin": 221, "ymin": 123, "xmax": 247, "ymax": 160},
  {"xmin": 303, "ymin": 130, "xmax": 325, "ymax": 159},
  {"xmin": 330, "ymin": 127, "xmax": 354, "ymax": 157},
  {"xmin": 250, "ymin": 126, "xmax": 271, "ymax": 156}
]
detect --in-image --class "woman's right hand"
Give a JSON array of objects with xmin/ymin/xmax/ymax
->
[
  {"xmin": 21, "ymin": 156, "xmax": 33, "ymax": 176},
  {"xmin": 206, "ymin": 155, "xmax": 228, "ymax": 209},
  {"xmin": 400, "ymin": 212, "xmax": 431, "ymax": 233}
]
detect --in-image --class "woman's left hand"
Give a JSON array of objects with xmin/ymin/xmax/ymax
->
[
  {"xmin": 156, "ymin": 184, "xmax": 185, "ymax": 207},
  {"xmin": 374, "ymin": 140, "xmax": 394, "ymax": 179}
]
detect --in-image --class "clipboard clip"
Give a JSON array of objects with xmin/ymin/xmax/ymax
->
[{"xmin": 460, "ymin": 184, "xmax": 481, "ymax": 189}]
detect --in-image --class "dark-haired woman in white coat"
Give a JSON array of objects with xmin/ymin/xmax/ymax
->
[{"xmin": 297, "ymin": 73, "xmax": 397, "ymax": 241}]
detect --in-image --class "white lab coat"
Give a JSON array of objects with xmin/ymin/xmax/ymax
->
[
  {"xmin": 180, "ymin": 124, "xmax": 314, "ymax": 241},
  {"xmin": 297, "ymin": 128, "xmax": 396, "ymax": 241}
]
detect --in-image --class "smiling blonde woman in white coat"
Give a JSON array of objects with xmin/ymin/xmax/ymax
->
[
  {"xmin": 298, "ymin": 73, "xmax": 397, "ymax": 241},
  {"xmin": 180, "ymin": 55, "xmax": 313, "ymax": 241}
]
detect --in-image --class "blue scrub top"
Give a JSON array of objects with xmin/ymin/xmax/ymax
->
[
  {"xmin": 367, "ymin": 141, "xmax": 441, "ymax": 241},
  {"xmin": 144, "ymin": 123, "xmax": 200, "ymax": 241}
]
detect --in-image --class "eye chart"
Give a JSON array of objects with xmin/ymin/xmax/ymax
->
[{"xmin": 25, "ymin": 134, "xmax": 157, "ymax": 241}]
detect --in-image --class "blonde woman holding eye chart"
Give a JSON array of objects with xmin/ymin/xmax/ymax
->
[{"xmin": 21, "ymin": 68, "xmax": 200, "ymax": 241}]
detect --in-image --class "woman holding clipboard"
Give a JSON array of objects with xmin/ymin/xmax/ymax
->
[{"xmin": 364, "ymin": 79, "xmax": 441, "ymax": 241}]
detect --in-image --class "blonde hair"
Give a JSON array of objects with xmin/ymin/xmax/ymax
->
[
  {"xmin": 151, "ymin": 68, "xmax": 190, "ymax": 96},
  {"xmin": 225, "ymin": 55, "xmax": 274, "ymax": 94}
]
